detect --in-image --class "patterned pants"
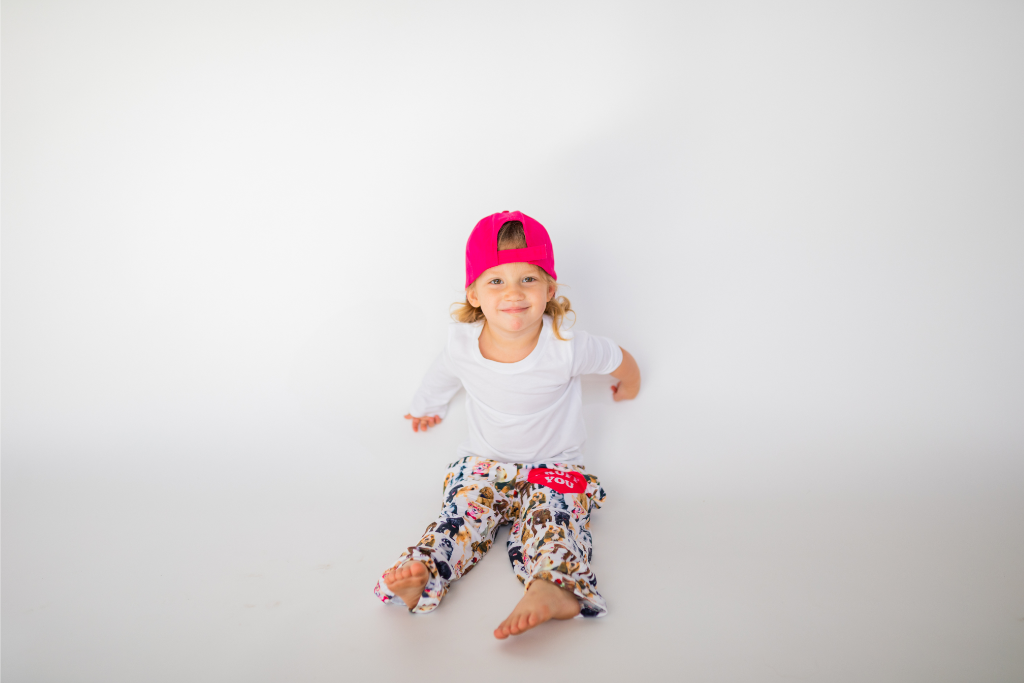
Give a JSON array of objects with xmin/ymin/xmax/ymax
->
[{"xmin": 374, "ymin": 456, "xmax": 608, "ymax": 617}]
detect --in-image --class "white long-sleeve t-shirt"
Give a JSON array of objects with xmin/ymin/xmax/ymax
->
[{"xmin": 408, "ymin": 315, "xmax": 623, "ymax": 465}]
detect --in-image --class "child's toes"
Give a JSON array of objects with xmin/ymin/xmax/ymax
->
[{"xmin": 494, "ymin": 619, "xmax": 512, "ymax": 639}]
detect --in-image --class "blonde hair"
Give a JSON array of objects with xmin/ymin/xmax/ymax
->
[{"xmin": 452, "ymin": 221, "xmax": 574, "ymax": 340}]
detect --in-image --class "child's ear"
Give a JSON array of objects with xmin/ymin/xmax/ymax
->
[{"xmin": 466, "ymin": 285, "xmax": 479, "ymax": 307}]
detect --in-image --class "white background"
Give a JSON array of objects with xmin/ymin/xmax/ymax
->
[{"xmin": 3, "ymin": 2, "xmax": 1023, "ymax": 681}]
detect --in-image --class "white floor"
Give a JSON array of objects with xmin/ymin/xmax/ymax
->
[{"xmin": 4, "ymin": 431, "xmax": 1022, "ymax": 682}]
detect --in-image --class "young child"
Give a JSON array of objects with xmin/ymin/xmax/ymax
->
[{"xmin": 373, "ymin": 210, "xmax": 641, "ymax": 639}]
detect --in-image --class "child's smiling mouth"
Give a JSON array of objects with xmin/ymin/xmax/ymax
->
[{"xmin": 501, "ymin": 306, "xmax": 529, "ymax": 314}]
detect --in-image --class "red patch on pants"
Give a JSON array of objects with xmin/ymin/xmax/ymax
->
[{"xmin": 527, "ymin": 468, "xmax": 587, "ymax": 493}]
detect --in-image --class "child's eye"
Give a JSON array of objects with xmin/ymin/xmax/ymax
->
[
  {"xmin": 523, "ymin": 276, "xmax": 536, "ymax": 282},
  {"xmin": 489, "ymin": 279, "xmax": 502, "ymax": 285}
]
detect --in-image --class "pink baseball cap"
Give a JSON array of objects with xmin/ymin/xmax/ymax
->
[{"xmin": 464, "ymin": 210, "xmax": 557, "ymax": 288}]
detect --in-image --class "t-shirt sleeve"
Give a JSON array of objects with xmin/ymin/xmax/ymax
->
[
  {"xmin": 408, "ymin": 349, "xmax": 463, "ymax": 419},
  {"xmin": 570, "ymin": 330, "xmax": 624, "ymax": 377}
]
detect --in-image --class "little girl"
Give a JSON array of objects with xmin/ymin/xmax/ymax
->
[{"xmin": 373, "ymin": 210, "xmax": 641, "ymax": 639}]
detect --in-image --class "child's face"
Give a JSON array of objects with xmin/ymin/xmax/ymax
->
[{"xmin": 466, "ymin": 262, "xmax": 555, "ymax": 335}]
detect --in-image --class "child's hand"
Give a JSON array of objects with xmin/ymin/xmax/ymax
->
[
  {"xmin": 611, "ymin": 381, "xmax": 639, "ymax": 401},
  {"xmin": 609, "ymin": 347, "xmax": 641, "ymax": 402},
  {"xmin": 404, "ymin": 414, "xmax": 442, "ymax": 432}
]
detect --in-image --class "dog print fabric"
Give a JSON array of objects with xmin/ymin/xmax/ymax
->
[{"xmin": 374, "ymin": 456, "xmax": 608, "ymax": 617}]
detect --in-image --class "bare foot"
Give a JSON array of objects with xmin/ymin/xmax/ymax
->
[
  {"xmin": 493, "ymin": 579, "xmax": 581, "ymax": 639},
  {"xmin": 383, "ymin": 561, "xmax": 429, "ymax": 611}
]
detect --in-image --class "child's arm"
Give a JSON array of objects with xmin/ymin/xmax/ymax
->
[
  {"xmin": 404, "ymin": 350, "xmax": 462, "ymax": 433},
  {"xmin": 609, "ymin": 347, "xmax": 641, "ymax": 401},
  {"xmin": 569, "ymin": 332, "xmax": 639, "ymax": 401}
]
